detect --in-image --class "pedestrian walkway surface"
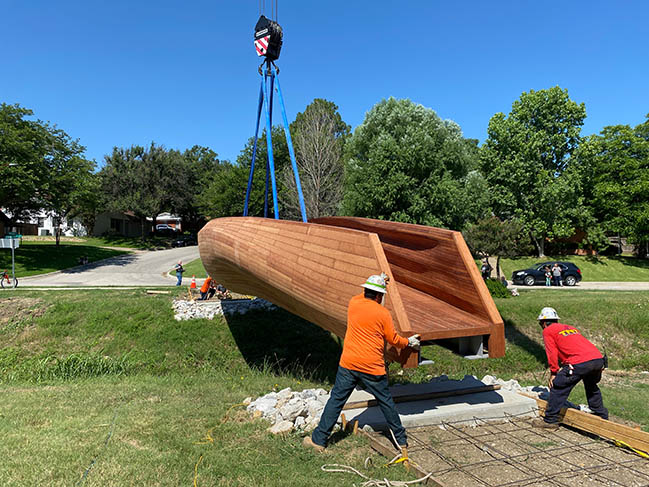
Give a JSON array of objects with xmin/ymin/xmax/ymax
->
[
  {"xmin": 343, "ymin": 376, "xmax": 537, "ymax": 430},
  {"xmin": 20, "ymin": 246, "xmax": 200, "ymax": 287}
]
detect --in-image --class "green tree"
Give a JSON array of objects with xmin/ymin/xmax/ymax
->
[
  {"xmin": 342, "ymin": 98, "xmax": 479, "ymax": 229},
  {"xmin": 199, "ymin": 126, "xmax": 291, "ymax": 220},
  {"xmin": 0, "ymin": 103, "xmax": 94, "ymax": 244},
  {"xmin": 281, "ymin": 99, "xmax": 351, "ymax": 220},
  {"xmin": 169, "ymin": 146, "xmax": 221, "ymax": 233},
  {"xmin": 463, "ymin": 216, "xmax": 527, "ymax": 278},
  {"xmin": 480, "ymin": 87, "xmax": 587, "ymax": 257},
  {"xmin": 100, "ymin": 143, "xmax": 175, "ymax": 237},
  {"xmin": 579, "ymin": 116, "xmax": 649, "ymax": 254}
]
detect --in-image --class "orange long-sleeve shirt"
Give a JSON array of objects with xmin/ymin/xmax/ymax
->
[
  {"xmin": 200, "ymin": 277, "xmax": 213, "ymax": 293},
  {"xmin": 339, "ymin": 293, "xmax": 409, "ymax": 376}
]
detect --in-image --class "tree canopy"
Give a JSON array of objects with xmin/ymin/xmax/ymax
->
[
  {"xmin": 342, "ymin": 97, "xmax": 480, "ymax": 229},
  {"xmin": 0, "ymin": 103, "xmax": 94, "ymax": 243},
  {"xmin": 579, "ymin": 116, "xmax": 649, "ymax": 249},
  {"xmin": 480, "ymin": 87, "xmax": 586, "ymax": 257}
]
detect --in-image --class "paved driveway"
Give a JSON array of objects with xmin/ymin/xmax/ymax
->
[{"xmin": 20, "ymin": 246, "xmax": 201, "ymax": 287}]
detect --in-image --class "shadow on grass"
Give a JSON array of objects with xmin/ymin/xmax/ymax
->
[
  {"xmin": 611, "ymin": 255, "xmax": 649, "ymax": 270},
  {"xmin": 0, "ymin": 244, "xmax": 131, "ymax": 276},
  {"xmin": 503, "ymin": 318, "xmax": 547, "ymax": 365},
  {"xmin": 223, "ymin": 307, "xmax": 341, "ymax": 383}
]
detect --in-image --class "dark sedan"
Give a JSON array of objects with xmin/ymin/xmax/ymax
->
[{"xmin": 511, "ymin": 261, "xmax": 582, "ymax": 286}]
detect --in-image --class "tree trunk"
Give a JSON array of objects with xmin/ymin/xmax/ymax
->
[
  {"xmin": 140, "ymin": 218, "xmax": 146, "ymax": 239},
  {"xmin": 496, "ymin": 255, "xmax": 501, "ymax": 279},
  {"xmin": 54, "ymin": 218, "xmax": 61, "ymax": 246},
  {"xmin": 532, "ymin": 232, "xmax": 545, "ymax": 258}
]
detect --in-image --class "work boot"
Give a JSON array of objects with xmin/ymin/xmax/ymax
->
[
  {"xmin": 400, "ymin": 446, "xmax": 410, "ymax": 471},
  {"xmin": 302, "ymin": 435, "xmax": 325, "ymax": 453},
  {"xmin": 531, "ymin": 418, "xmax": 559, "ymax": 430}
]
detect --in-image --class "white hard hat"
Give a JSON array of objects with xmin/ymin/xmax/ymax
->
[
  {"xmin": 361, "ymin": 273, "xmax": 388, "ymax": 294},
  {"xmin": 537, "ymin": 307, "xmax": 560, "ymax": 321}
]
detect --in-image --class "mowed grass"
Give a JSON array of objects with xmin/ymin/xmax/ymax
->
[
  {"xmin": 1, "ymin": 289, "xmax": 649, "ymax": 485},
  {"xmin": 180, "ymin": 258, "xmax": 207, "ymax": 278},
  {"xmin": 0, "ymin": 243, "xmax": 130, "ymax": 277},
  {"xmin": 500, "ymin": 255, "xmax": 649, "ymax": 282}
]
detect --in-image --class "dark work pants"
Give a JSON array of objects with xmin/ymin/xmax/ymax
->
[
  {"xmin": 544, "ymin": 358, "xmax": 608, "ymax": 423},
  {"xmin": 311, "ymin": 366, "xmax": 407, "ymax": 447}
]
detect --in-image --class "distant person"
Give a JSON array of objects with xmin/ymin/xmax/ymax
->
[
  {"xmin": 544, "ymin": 266, "xmax": 552, "ymax": 287},
  {"xmin": 481, "ymin": 259, "xmax": 492, "ymax": 280},
  {"xmin": 533, "ymin": 307, "xmax": 608, "ymax": 429},
  {"xmin": 215, "ymin": 283, "xmax": 231, "ymax": 300},
  {"xmin": 174, "ymin": 260, "xmax": 185, "ymax": 286},
  {"xmin": 199, "ymin": 276, "xmax": 216, "ymax": 300},
  {"xmin": 552, "ymin": 263, "xmax": 563, "ymax": 287}
]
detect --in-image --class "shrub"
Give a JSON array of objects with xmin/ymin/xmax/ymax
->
[{"xmin": 485, "ymin": 278, "xmax": 510, "ymax": 298}]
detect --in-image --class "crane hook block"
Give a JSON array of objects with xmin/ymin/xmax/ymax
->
[{"xmin": 254, "ymin": 15, "xmax": 283, "ymax": 61}]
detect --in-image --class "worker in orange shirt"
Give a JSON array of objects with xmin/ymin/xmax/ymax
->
[
  {"xmin": 198, "ymin": 276, "xmax": 215, "ymax": 300},
  {"xmin": 303, "ymin": 273, "xmax": 420, "ymax": 457}
]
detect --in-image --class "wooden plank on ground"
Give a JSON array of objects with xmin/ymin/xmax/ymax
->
[
  {"xmin": 343, "ymin": 385, "xmax": 501, "ymax": 411},
  {"xmin": 520, "ymin": 392, "xmax": 649, "ymax": 454}
]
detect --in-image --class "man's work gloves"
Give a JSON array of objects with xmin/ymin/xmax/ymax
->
[{"xmin": 407, "ymin": 334, "xmax": 421, "ymax": 350}]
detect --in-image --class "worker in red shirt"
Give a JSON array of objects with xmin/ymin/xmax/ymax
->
[
  {"xmin": 303, "ymin": 273, "xmax": 420, "ymax": 457},
  {"xmin": 534, "ymin": 307, "xmax": 608, "ymax": 429}
]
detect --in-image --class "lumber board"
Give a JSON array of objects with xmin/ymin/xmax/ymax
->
[
  {"xmin": 521, "ymin": 392, "xmax": 649, "ymax": 454},
  {"xmin": 342, "ymin": 384, "xmax": 502, "ymax": 410}
]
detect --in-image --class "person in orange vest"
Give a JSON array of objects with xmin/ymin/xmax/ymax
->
[
  {"xmin": 199, "ymin": 276, "xmax": 215, "ymax": 300},
  {"xmin": 303, "ymin": 273, "xmax": 420, "ymax": 458},
  {"xmin": 533, "ymin": 307, "xmax": 608, "ymax": 429}
]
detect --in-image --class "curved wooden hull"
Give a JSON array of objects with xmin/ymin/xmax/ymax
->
[{"xmin": 198, "ymin": 216, "xmax": 504, "ymax": 368}]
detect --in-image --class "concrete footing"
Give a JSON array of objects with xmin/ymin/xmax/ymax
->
[{"xmin": 342, "ymin": 376, "xmax": 537, "ymax": 431}]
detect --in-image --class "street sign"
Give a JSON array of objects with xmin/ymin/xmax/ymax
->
[{"xmin": 0, "ymin": 238, "xmax": 19, "ymax": 249}]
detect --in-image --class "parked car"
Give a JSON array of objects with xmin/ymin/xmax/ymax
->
[
  {"xmin": 156, "ymin": 224, "xmax": 176, "ymax": 231},
  {"xmin": 171, "ymin": 235, "xmax": 198, "ymax": 247},
  {"xmin": 511, "ymin": 261, "xmax": 582, "ymax": 286}
]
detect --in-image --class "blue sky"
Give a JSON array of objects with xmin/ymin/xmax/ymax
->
[{"xmin": 1, "ymin": 1, "xmax": 647, "ymax": 166}]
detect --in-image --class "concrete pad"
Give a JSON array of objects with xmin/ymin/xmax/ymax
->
[{"xmin": 342, "ymin": 376, "xmax": 537, "ymax": 431}]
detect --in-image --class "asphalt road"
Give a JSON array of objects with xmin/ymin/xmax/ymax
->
[{"xmin": 20, "ymin": 246, "xmax": 201, "ymax": 287}]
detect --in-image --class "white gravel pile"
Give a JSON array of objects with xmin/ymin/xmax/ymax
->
[
  {"xmin": 172, "ymin": 298, "xmax": 276, "ymax": 321},
  {"xmin": 246, "ymin": 387, "xmax": 330, "ymax": 434}
]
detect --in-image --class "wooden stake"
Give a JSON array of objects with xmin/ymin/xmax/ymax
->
[
  {"xmin": 341, "ymin": 413, "xmax": 347, "ymax": 431},
  {"xmin": 352, "ymin": 420, "xmax": 358, "ymax": 435}
]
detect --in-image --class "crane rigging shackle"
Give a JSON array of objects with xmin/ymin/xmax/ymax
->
[{"xmin": 254, "ymin": 15, "xmax": 283, "ymax": 62}]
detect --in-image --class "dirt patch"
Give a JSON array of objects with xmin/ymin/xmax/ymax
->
[
  {"xmin": 367, "ymin": 418, "xmax": 649, "ymax": 487},
  {"xmin": 0, "ymin": 297, "xmax": 49, "ymax": 330}
]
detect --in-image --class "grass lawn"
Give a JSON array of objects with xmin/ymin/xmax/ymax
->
[
  {"xmin": 1, "ymin": 289, "xmax": 649, "ymax": 485},
  {"xmin": 499, "ymin": 255, "xmax": 649, "ymax": 282},
  {"xmin": 181, "ymin": 257, "xmax": 207, "ymax": 278},
  {"xmin": 0, "ymin": 243, "xmax": 130, "ymax": 277},
  {"xmin": 23, "ymin": 234, "xmax": 181, "ymax": 250}
]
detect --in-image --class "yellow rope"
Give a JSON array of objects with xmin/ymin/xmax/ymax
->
[
  {"xmin": 613, "ymin": 439, "xmax": 649, "ymax": 459},
  {"xmin": 193, "ymin": 455, "xmax": 203, "ymax": 487}
]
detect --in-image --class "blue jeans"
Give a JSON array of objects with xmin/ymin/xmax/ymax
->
[
  {"xmin": 311, "ymin": 366, "xmax": 407, "ymax": 447},
  {"xmin": 176, "ymin": 272, "xmax": 182, "ymax": 286},
  {"xmin": 544, "ymin": 358, "xmax": 608, "ymax": 423}
]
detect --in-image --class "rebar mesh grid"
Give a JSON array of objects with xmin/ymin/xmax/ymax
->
[{"xmin": 370, "ymin": 410, "xmax": 649, "ymax": 487}]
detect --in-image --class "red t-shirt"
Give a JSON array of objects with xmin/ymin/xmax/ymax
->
[
  {"xmin": 339, "ymin": 294, "xmax": 409, "ymax": 376},
  {"xmin": 542, "ymin": 322, "xmax": 602, "ymax": 373}
]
